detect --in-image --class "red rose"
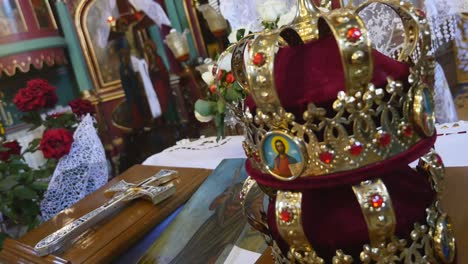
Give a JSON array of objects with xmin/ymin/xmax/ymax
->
[
  {"xmin": 226, "ymin": 73, "xmax": 235, "ymax": 84},
  {"xmin": 39, "ymin": 129, "xmax": 74, "ymax": 160},
  {"xmin": 0, "ymin": 140, "xmax": 21, "ymax": 162},
  {"xmin": 217, "ymin": 70, "xmax": 225, "ymax": 81},
  {"xmin": 12, "ymin": 79, "xmax": 58, "ymax": 112},
  {"xmin": 69, "ymin": 98, "xmax": 95, "ymax": 117},
  {"xmin": 209, "ymin": 84, "xmax": 217, "ymax": 94}
]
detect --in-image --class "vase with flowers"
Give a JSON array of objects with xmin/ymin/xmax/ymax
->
[
  {"xmin": 0, "ymin": 79, "xmax": 106, "ymax": 242},
  {"xmin": 194, "ymin": 62, "xmax": 245, "ymax": 139},
  {"xmin": 194, "ymin": 1, "xmax": 298, "ymax": 138}
]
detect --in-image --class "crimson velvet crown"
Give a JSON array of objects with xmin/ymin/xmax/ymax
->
[{"xmin": 215, "ymin": 0, "xmax": 457, "ymax": 263}]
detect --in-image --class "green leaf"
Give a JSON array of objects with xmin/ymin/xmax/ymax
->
[
  {"xmin": 236, "ymin": 28, "xmax": 246, "ymax": 42},
  {"xmin": 26, "ymin": 138, "xmax": 41, "ymax": 153},
  {"xmin": 7, "ymin": 159, "xmax": 29, "ymax": 174},
  {"xmin": 12, "ymin": 186, "xmax": 38, "ymax": 200},
  {"xmin": 214, "ymin": 113, "xmax": 223, "ymax": 127},
  {"xmin": 0, "ymin": 204, "xmax": 16, "ymax": 221},
  {"xmin": 217, "ymin": 100, "xmax": 226, "ymax": 115},
  {"xmin": 194, "ymin": 100, "xmax": 217, "ymax": 116},
  {"xmin": 225, "ymin": 88, "xmax": 242, "ymax": 102},
  {"xmin": 214, "ymin": 114, "xmax": 225, "ymax": 140},
  {"xmin": 24, "ymin": 172, "xmax": 34, "ymax": 184},
  {"xmin": 21, "ymin": 112, "xmax": 43, "ymax": 130},
  {"xmin": 0, "ymin": 177, "xmax": 18, "ymax": 191},
  {"xmin": 31, "ymin": 181, "xmax": 48, "ymax": 191}
]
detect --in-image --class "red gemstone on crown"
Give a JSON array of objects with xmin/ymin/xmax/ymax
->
[
  {"xmin": 319, "ymin": 151, "xmax": 334, "ymax": 164},
  {"xmin": 403, "ymin": 125, "xmax": 414, "ymax": 137},
  {"xmin": 346, "ymin": 27, "xmax": 362, "ymax": 42},
  {"xmin": 435, "ymin": 154, "xmax": 443, "ymax": 166},
  {"xmin": 280, "ymin": 209, "xmax": 293, "ymax": 223},
  {"xmin": 370, "ymin": 194, "xmax": 384, "ymax": 209},
  {"xmin": 253, "ymin": 151, "xmax": 261, "ymax": 162},
  {"xmin": 349, "ymin": 143, "xmax": 363, "ymax": 156},
  {"xmin": 253, "ymin": 52, "xmax": 266, "ymax": 66},
  {"xmin": 415, "ymin": 8, "xmax": 426, "ymax": 18},
  {"xmin": 378, "ymin": 132, "xmax": 392, "ymax": 147}
]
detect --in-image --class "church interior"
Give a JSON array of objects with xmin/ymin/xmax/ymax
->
[{"xmin": 0, "ymin": 0, "xmax": 467, "ymax": 263}]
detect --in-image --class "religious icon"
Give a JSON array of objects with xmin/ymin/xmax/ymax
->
[
  {"xmin": 261, "ymin": 132, "xmax": 306, "ymax": 180},
  {"xmin": 139, "ymin": 159, "xmax": 266, "ymax": 264},
  {"xmin": 0, "ymin": 0, "xmax": 26, "ymax": 37},
  {"xmin": 83, "ymin": 0, "xmax": 121, "ymax": 88},
  {"xmin": 413, "ymin": 83, "xmax": 435, "ymax": 136}
]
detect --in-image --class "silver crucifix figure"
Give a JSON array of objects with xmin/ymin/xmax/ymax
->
[{"xmin": 34, "ymin": 169, "xmax": 178, "ymax": 257}]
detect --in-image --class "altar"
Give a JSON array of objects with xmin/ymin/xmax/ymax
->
[{"xmin": 1, "ymin": 121, "xmax": 467, "ymax": 263}]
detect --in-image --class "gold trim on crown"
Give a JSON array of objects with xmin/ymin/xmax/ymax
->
[
  {"xmin": 352, "ymin": 179, "xmax": 396, "ymax": 248},
  {"xmin": 275, "ymin": 191, "xmax": 323, "ymax": 263},
  {"xmin": 219, "ymin": 0, "xmax": 436, "ymax": 180},
  {"xmin": 239, "ymin": 150, "xmax": 455, "ymax": 263}
]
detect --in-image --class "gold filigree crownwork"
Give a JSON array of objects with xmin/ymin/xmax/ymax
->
[
  {"xmin": 229, "ymin": 0, "xmax": 457, "ymax": 262},
  {"xmin": 218, "ymin": 0, "xmax": 436, "ymax": 179}
]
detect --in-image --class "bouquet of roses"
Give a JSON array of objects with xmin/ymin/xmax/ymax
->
[
  {"xmin": 194, "ymin": 63, "xmax": 245, "ymax": 139},
  {"xmin": 0, "ymin": 79, "xmax": 97, "ymax": 238}
]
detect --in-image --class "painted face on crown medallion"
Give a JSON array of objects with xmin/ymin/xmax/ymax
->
[{"xmin": 260, "ymin": 132, "xmax": 306, "ymax": 181}]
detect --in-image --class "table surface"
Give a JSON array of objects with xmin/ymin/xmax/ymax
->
[
  {"xmin": 3, "ymin": 165, "xmax": 212, "ymax": 264},
  {"xmin": 256, "ymin": 166, "xmax": 468, "ymax": 264}
]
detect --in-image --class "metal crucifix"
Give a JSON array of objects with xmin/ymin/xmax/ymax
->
[{"xmin": 34, "ymin": 169, "xmax": 178, "ymax": 257}]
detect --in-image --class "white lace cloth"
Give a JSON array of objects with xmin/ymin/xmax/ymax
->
[
  {"xmin": 40, "ymin": 115, "xmax": 108, "ymax": 221},
  {"xmin": 128, "ymin": 0, "xmax": 171, "ymax": 27},
  {"xmin": 434, "ymin": 62, "xmax": 458, "ymax": 123},
  {"xmin": 356, "ymin": 1, "xmax": 460, "ymax": 123},
  {"xmin": 456, "ymin": 15, "xmax": 468, "ymax": 72},
  {"xmin": 143, "ymin": 122, "xmax": 468, "ymax": 170},
  {"xmin": 143, "ymin": 136, "xmax": 246, "ymax": 169},
  {"xmin": 349, "ymin": 0, "xmax": 468, "ymax": 52}
]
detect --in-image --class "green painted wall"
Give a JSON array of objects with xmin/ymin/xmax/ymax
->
[
  {"xmin": 0, "ymin": 37, "xmax": 66, "ymax": 58},
  {"xmin": 165, "ymin": 0, "xmax": 199, "ymax": 60},
  {"xmin": 55, "ymin": 0, "xmax": 94, "ymax": 92},
  {"xmin": 148, "ymin": 25, "xmax": 171, "ymax": 70}
]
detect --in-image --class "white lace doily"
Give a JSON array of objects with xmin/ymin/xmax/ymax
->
[
  {"xmin": 143, "ymin": 136, "xmax": 246, "ymax": 169},
  {"xmin": 352, "ymin": 0, "xmax": 468, "ymax": 53},
  {"xmin": 40, "ymin": 115, "xmax": 108, "ymax": 221},
  {"xmin": 456, "ymin": 15, "xmax": 468, "ymax": 72}
]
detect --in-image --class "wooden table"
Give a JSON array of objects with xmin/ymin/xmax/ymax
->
[
  {"xmin": 256, "ymin": 167, "xmax": 468, "ymax": 264},
  {"xmin": 0, "ymin": 165, "xmax": 212, "ymax": 264}
]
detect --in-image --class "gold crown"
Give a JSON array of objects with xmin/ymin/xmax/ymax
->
[
  {"xmin": 219, "ymin": 1, "xmax": 457, "ymax": 262},
  {"xmin": 215, "ymin": 0, "xmax": 435, "ymax": 181},
  {"xmin": 239, "ymin": 149, "xmax": 456, "ymax": 263}
]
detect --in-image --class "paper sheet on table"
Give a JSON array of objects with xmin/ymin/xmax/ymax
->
[
  {"xmin": 223, "ymin": 245, "xmax": 261, "ymax": 264},
  {"xmin": 409, "ymin": 122, "xmax": 468, "ymax": 167}
]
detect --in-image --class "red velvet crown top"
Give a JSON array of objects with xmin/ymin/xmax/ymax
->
[
  {"xmin": 244, "ymin": 34, "xmax": 436, "ymax": 260},
  {"xmin": 246, "ymin": 35, "xmax": 411, "ymax": 116}
]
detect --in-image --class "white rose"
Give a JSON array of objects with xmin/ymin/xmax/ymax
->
[
  {"xmin": 228, "ymin": 30, "xmax": 238, "ymax": 44},
  {"xmin": 278, "ymin": 5, "xmax": 297, "ymax": 28},
  {"xmin": 201, "ymin": 64, "xmax": 215, "ymax": 85},
  {"xmin": 218, "ymin": 52, "xmax": 233, "ymax": 71},
  {"xmin": 256, "ymin": 0, "xmax": 289, "ymax": 22},
  {"xmin": 195, "ymin": 111, "xmax": 214, "ymax": 122}
]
